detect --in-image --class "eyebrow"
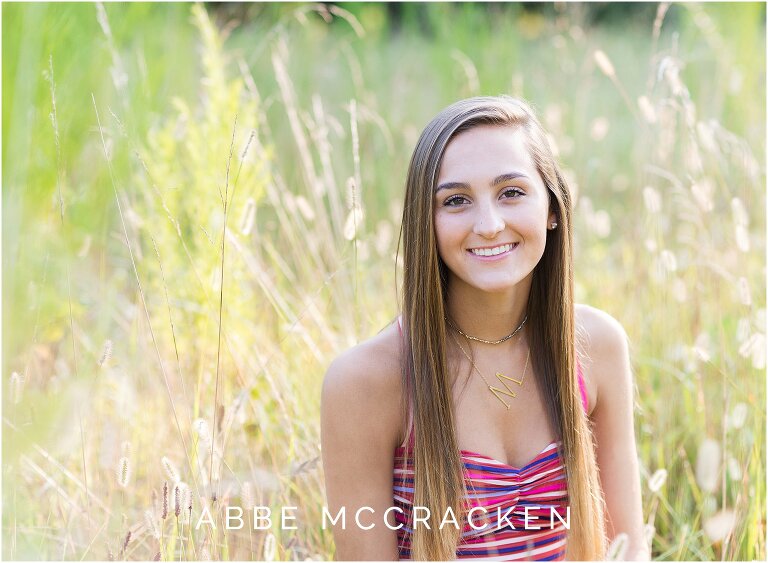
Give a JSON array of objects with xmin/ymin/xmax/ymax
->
[{"xmin": 435, "ymin": 171, "xmax": 530, "ymax": 193}]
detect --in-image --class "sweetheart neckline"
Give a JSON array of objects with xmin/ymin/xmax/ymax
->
[
  {"xmin": 460, "ymin": 439, "xmax": 562, "ymax": 470},
  {"xmin": 395, "ymin": 439, "xmax": 562, "ymax": 472}
]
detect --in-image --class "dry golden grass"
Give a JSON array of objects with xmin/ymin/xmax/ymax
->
[{"xmin": 3, "ymin": 3, "xmax": 764, "ymax": 560}]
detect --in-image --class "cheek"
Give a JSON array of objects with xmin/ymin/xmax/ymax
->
[
  {"xmin": 433, "ymin": 214, "xmax": 460, "ymax": 258},
  {"xmin": 433, "ymin": 214, "xmax": 449, "ymax": 242},
  {"xmin": 433, "ymin": 221, "xmax": 447, "ymax": 257},
  {"xmin": 523, "ymin": 204, "xmax": 551, "ymax": 234}
]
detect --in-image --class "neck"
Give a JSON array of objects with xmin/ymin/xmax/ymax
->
[{"xmin": 445, "ymin": 275, "xmax": 532, "ymax": 343}]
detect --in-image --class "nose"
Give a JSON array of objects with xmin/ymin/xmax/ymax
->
[{"xmin": 473, "ymin": 201, "xmax": 505, "ymax": 238}]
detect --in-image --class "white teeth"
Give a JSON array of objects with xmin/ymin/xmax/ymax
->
[{"xmin": 470, "ymin": 243, "xmax": 514, "ymax": 256}]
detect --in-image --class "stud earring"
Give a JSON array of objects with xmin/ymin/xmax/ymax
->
[{"xmin": 549, "ymin": 222, "xmax": 558, "ymax": 230}]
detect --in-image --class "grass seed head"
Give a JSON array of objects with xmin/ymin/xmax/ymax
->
[
  {"xmin": 606, "ymin": 532, "xmax": 629, "ymax": 560},
  {"xmin": 727, "ymin": 457, "xmax": 743, "ymax": 481},
  {"xmin": 263, "ymin": 532, "xmax": 277, "ymax": 562},
  {"xmin": 161, "ymin": 456, "xmax": 180, "ymax": 484},
  {"xmin": 174, "ymin": 485, "xmax": 181, "ymax": 517},
  {"xmin": 637, "ymin": 95, "xmax": 657, "ymax": 124},
  {"xmin": 736, "ymin": 318, "xmax": 751, "ymax": 343},
  {"xmin": 173, "ymin": 482, "xmax": 188, "ymax": 518},
  {"xmin": 593, "ymin": 49, "xmax": 616, "ymax": 78},
  {"xmin": 99, "ymin": 339, "xmax": 113, "ymax": 367},
  {"xmin": 193, "ymin": 418, "xmax": 212, "ymax": 450},
  {"xmin": 643, "ymin": 523, "xmax": 655, "ymax": 546},
  {"xmin": 703, "ymin": 509, "xmax": 736, "ymax": 543},
  {"xmin": 731, "ymin": 197, "xmax": 749, "ymax": 227},
  {"xmin": 162, "ymin": 481, "xmax": 168, "ymax": 520},
  {"xmin": 10, "ymin": 372, "xmax": 24, "ymax": 404},
  {"xmin": 239, "ymin": 198, "xmax": 256, "ymax": 235},
  {"xmin": 735, "ymin": 224, "xmax": 750, "ymax": 253},
  {"xmin": 117, "ymin": 457, "xmax": 131, "ymax": 488},
  {"xmin": 659, "ymin": 249, "xmax": 677, "ymax": 274},
  {"xmin": 642, "ymin": 186, "xmax": 661, "ymax": 214},
  {"xmin": 695, "ymin": 438, "xmax": 722, "ymax": 493},
  {"xmin": 690, "ymin": 179, "xmax": 714, "ymax": 212},
  {"xmin": 242, "ymin": 481, "xmax": 255, "ymax": 510},
  {"xmin": 737, "ymin": 277, "xmax": 752, "ymax": 306},
  {"xmin": 729, "ymin": 403, "xmax": 748, "ymax": 429},
  {"xmin": 648, "ymin": 468, "xmax": 668, "ymax": 493},
  {"xmin": 144, "ymin": 509, "xmax": 160, "ymax": 539}
]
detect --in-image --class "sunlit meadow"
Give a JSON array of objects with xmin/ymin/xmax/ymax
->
[{"xmin": 2, "ymin": 2, "xmax": 765, "ymax": 560}]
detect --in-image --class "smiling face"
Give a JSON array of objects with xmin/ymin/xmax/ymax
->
[{"xmin": 434, "ymin": 125, "xmax": 557, "ymax": 295}]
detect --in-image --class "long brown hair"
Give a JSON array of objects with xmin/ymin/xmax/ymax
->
[{"xmin": 396, "ymin": 96, "xmax": 607, "ymax": 560}]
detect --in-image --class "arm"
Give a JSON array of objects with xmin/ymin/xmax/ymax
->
[
  {"xmin": 582, "ymin": 307, "xmax": 650, "ymax": 560},
  {"xmin": 321, "ymin": 344, "xmax": 402, "ymax": 560}
]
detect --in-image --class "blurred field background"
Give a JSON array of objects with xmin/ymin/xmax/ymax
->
[{"xmin": 2, "ymin": 2, "xmax": 765, "ymax": 560}]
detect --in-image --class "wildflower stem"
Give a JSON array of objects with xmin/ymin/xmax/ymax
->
[{"xmin": 211, "ymin": 115, "xmax": 238, "ymax": 505}]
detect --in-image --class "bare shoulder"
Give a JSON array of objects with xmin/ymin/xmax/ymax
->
[
  {"xmin": 574, "ymin": 304, "xmax": 632, "ymax": 415},
  {"xmin": 575, "ymin": 304, "xmax": 629, "ymax": 356},
  {"xmin": 322, "ymin": 319, "xmax": 403, "ymax": 400},
  {"xmin": 320, "ymin": 320, "xmax": 405, "ymax": 558},
  {"xmin": 321, "ymin": 319, "xmax": 404, "ymax": 448}
]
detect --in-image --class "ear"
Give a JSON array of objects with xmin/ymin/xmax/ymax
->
[
  {"xmin": 547, "ymin": 210, "xmax": 558, "ymax": 229},
  {"xmin": 545, "ymin": 188, "xmax": 558, "ymax": 228}
]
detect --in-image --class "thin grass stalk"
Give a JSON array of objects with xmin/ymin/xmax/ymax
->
[
  {"xmin": 105, "ymin": 122, "xmax": 271, "ymax": 551},
  {"xmin": 78, "ymin": 519, "xmax": 110, "ymax": 561},
  {"xmin": 348, "ymin": 100, "xmax": 363, "ymax": 334},
  {"xmin": 310, "ymin": 95, "xmax": 345, "ymax": 243},
  {"xmin": 270, "ymin": 49, "xmax": 319, "ymax": 188},
  {"xmin": 91, "ymin": 93, "xmax": 201, "ymax": 529},
  {"xmin": 21, "ymin": 456, "xmax": 79, "ymax": 510},
  {"xmin": 148, "ymin": 233, "xmax": 197, "ymax": 446},
  {"xmin": 593, "ymin": 49, "xmax": 642, "ymax": 123},
  {"xmin": 0, "ymin": 422, "xmax": 112, "ymax": 516},
  {"xmin": 257, "ymin": 177, "xmax": 336, "ymax": 357},
  {"xmin": 647, "ymin": 2, "xmax": 671, "ymax": 91},
  {"xmin": 133, "ymin": 149, "xmax": 254, "ymax": 393},
  {"xmin": 271, "ymin": 47, "xmax": 342, "ymax": 269},
  {"xmin": 260, "ymin": 151, "xmax": 336, "ymax": 309},
  {"xmin": 148, "ymin": 231, "xmax": 217, "ymax": 543},
  {"xmin": 137, "ymin": 139, "xmax": 309, "ymax": 507},
  {"xmin": 15, "ymin": 248, "xmax": 50, "ymax": 555},
  {"xmin": 210, "ymin": 115, "xmax": 238, "ymax": 506},
  {"xmin": 46, "ymin": 57, "xmax": 95, "ymax": 548},
  {"xmin": 348, "ymin": 176, "xmax": 360, "ymax": 335},
  {"xmin": 32, "ymin": 443, "xmax": 112, "ymax": 516},
  {"xmin": 226, "ymin": 231, "xmax": 324, "ymax": 363},
  {"xmin": 268, "ymin": 174, "xmax": 330, "ymax": 288}
]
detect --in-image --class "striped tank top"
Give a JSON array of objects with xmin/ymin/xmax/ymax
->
[{"xmin": 393, "ymin": 316, "xmax": 589, "ymax": 560}]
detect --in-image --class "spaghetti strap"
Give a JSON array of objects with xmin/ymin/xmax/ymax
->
[{"xmin": 577, "ymin": 359, "xmax": 589, "ymax": 413}]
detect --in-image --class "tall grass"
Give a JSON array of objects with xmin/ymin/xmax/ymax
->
[{"xmin": 2, "ymin": 2, "xmax": 765, "ymax": 560}]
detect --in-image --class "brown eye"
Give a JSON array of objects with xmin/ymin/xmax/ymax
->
[
  {"xmin": 444, "ymin": 195, "xmax": 469, "ymax": 207},
  {"xmin": 503, "ymin": 188, "xmax": 524, "ymax": 198}
]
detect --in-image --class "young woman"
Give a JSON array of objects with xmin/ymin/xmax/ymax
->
[{"xmin": 321, "ymin": 96, "xmax": 648, "ymax": 560}]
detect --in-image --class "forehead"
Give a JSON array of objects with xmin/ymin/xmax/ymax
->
[{"xmin": 437, "ymin": 125, "xmax": 538, "ymax": 183}]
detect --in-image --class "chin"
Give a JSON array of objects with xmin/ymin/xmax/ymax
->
[{"xmin": 468, "ymin": 278, "xmax": 525, "ymax": 294}]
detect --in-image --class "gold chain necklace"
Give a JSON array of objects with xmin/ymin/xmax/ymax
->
[
  {"xmin": 445, "ymin": 315, "xmax": 528, "ymax": 345},
  {"xmin": 450, "ymin": 332, "xmax": 530, "ymax": 410}
]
